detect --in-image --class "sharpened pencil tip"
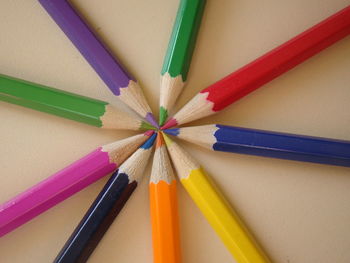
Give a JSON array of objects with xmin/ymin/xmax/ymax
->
[
  {"xmin": 141, "ymin": 133, "xmax": 157, "ymax": 149},
  {"xmin": 140, "ymin": 121, "xmax": 157, "ymax": 131},
  {"xmin": 162, "ymin": 133, "xmax": 173, "ymax": 147},
  {"xmin": 145, "ymin": 113, "xmax": 159, "ymax": 128},
  {"xmin": 144, "ymin": 130, "xmax": 155, "ymax": 136},
  {"xmin": 161, "ymin": 118, "xmax": 177, "ymax": 130},
  {"xmin": 163, "ymin": 128, "xmax": 179, "ymax": 136},
  {"xmin": 156, "ymin": 132, "xmax": 165, "ymax": 148},
  {"xmin": 159, "ymin": 107, "xmax": 168, "ymax": 126}
]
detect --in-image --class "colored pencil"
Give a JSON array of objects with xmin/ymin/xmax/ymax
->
[
  {"xmin": 54, "ymin": 133, "xmax": 156, "ymax": 263},
  {"xmin": 164, "ymin": 125, "xmax": 350, "ymax": 167},
  {"xmin": 0, "ymin": 132, "xmax": 153, "ymax": 237},
  {"xmin": 38, "ymin": 0, "xmax": 158, "ymax": 127},
  {"xmin": 162, "ymin": 6, "xmax": 350, "ymax": 129},
  {"xmin": 149, "ymin": 133, "xmax": 181, "ymax": 263},
  {"xmin": 159, "ymin": 0, "xmax": 206, "ymax": 126},
  {"xmin": 163, "ymin": 134, "xmax": 271, "ymax": 263},
  {"xmin": 0, "ymin": 73, "xmax": 155, "ymax": 130}
]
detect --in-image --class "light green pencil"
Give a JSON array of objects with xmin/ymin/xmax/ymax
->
[
  {"xmin": 159, "ymin": 0, "xmax": 206, "ymax": 126},
  {"xmin": 0, "ymin": 74, "xmax": 155, "ymax": 130}
]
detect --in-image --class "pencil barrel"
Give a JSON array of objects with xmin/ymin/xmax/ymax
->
[
  {"xmin": 203, "ymin": 6, "xmax": 350, "ymax": 111},
  {"xmin": 149, "ymin": 180, "xmax": 181, "ymax": 263},
  {"xmin": 214, "ymin": 125, "xmax": 350, "ymax": 167},
  {"xmin": 0, "ymin": 74, "xmax": 107, "ymax": 127},
  {"xmin": 181, "ymin": 167, "xmax": 271, "ymax": 263},
  {"xmin": 54, "ymin": 172, "xmax": 137, "ymax": 263},
  {"xmin": 38, "ymin": 0, "xmax": 133, "ymax": 96},
  {"xmin": 161, "ymin": 0, "xmax": 206, "ymax": 80},
  {"xmin": 0, "ymin": 148, "xmax": 116, "ymax": 237}
]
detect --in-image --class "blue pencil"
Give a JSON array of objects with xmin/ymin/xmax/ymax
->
[
  {"xmin": 164, "ymin": 125, "xmax": 350, "ymax": 167},
  {"xmin": 54, "ymin": 133, "xmax": 156, "ymax": 263}
]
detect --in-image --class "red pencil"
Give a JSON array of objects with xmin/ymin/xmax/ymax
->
[{"xmin": 162, "ymin": 5, "xmax": 350, "ymax": 129}]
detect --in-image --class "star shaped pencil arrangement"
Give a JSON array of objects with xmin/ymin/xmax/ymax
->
[{"xmin": 1, "ymin": 1, "xmax": 350, "ymax": 262}]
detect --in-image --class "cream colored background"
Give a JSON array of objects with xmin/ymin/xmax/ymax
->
[{"xmin": 1, "ymin": 0, "xmax": 350, "ymax": 262}]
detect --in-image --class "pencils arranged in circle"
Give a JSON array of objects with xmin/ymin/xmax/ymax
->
[
  {"xmin": 0, "ymin": 132, "xmax": 153, "ymax": 237},
  {"xmin": 163, "ymin": 133, "xmax": 271, "ymax": 263},
  {"xmin": 0, "ymin": 73, "xmax": 155, "ymax": 130},
  {"xmin": 164, "ymin": 124, "xmax": 350, "ymax": 167},
  {"xmin": 54, "ymin": 133, "xmax": 156, "ymax": 263},
  {"xmin": 38, "ymin": 0, "xmax": 158, "ymax": 127},
  {"xmin": 149, "ymin": 133, "xmax": 182, "ymax": 263},
  {"xmin": 159, "ymin": 0, "xmax": 206, "ymax": 126},
  {"xmin": 1, "ymin": 1, "xmax": 349, "ymax": 263},
  {"xmin": 162, "ymin": 5, "xmax": 350, "ymax": 129}
]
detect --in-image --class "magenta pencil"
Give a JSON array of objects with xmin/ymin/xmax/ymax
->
[{"xmin": 0, "ymin": 132, "xmax": 152, "ymax": 237}]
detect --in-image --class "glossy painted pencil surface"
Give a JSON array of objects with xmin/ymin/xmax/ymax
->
[
  {"xmin": 162, "ymin": 5, "xmax": 350, "ymax": 129},
  {"xmin": 38, "ymin": 0, "xmax": 157, "ymax": 126},
  {"xmin": 0, "ymin": 133, "xmax": 151, "ymax": 237},
  {"xmin": 54, "ymin": 134, "xmax": 156, "ymax": 263},
  {"xmin": 149, "ymin": 133, "xmax": 181, "ymax": 263},
  {"xmin": 165, "ymin": 125, "xmax": 350, "ymax": 167},
  {"xmin": 163, "ymin": 134, "xmax": 271, "ymax": 263},
  {"xmin": 0, "ymin": 74, "xmax": 154, "ymax": 130},
  {"xmin": 159, "ymin": 0, "xmax": 206, "ymax": 125}
]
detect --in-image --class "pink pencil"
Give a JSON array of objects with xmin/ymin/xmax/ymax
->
[{"xmin": 0, "ymin": 132, "xmax": 153, "ymax": 237}]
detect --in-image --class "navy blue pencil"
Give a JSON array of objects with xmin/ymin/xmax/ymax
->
[
  {"xmin": 54, "ymin": 133, "xmax": 157, "ymax": 263},
  {"xmin": 164, "ymin": 125, "xmax": 350, "ymax": 167}
]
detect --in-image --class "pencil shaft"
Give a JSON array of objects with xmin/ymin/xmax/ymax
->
[
  {"xmin": 161, "ymin": 0, "xmax": 206, "ymax": 80},
  {"xmin": 214, "ymin": 125, "xmax": 350, "ymax": 167},
  {"xmin": 0, "ymin": 148, "xmax": 116, "ymax": 237},
  {"xmin": 204, "ymin": 6, "xmax": 350, "ymax": 111},
  {"xmin": 150, "ymin": 180, "xmax": 181, "ymax": 263},
  {"xmin": 54, "ymin": 172, "xmax": 137, "ymax": 263},
  {"xmin": 38, "ymin": 0, "xmax": 133, "ymax": 96},
  {"xmin": 168, "ymin": 125, "xmax": 350, "ymax": 167},
  {"xmin": 0, "ymin": 74, "xmax": 107, "ymax": 127},
  {"xmin": 181, "ymin": 167, "xmax": 270, "ymax": 263}
]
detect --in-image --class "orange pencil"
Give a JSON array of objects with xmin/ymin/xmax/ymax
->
[{"xmin": 149, "ymin": 132, "xmax": 182, "ymax": 263}]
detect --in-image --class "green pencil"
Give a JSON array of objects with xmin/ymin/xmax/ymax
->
[
  {"xmin": 159, "ymin": 0, "xmax": 206, "ymax": 126},
  {"xmin": 0, "ymin": 74, "xmax": 154, "ymax": 130}
]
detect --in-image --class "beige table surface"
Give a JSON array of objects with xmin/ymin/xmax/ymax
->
[{"xmin": 1, "ymin": 0, "xmax": 350, "ymax": 262}]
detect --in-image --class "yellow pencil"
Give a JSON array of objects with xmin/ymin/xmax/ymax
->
[{"xmin": 163, "ymin": 134, "xmax": 271, "ymax": 263}]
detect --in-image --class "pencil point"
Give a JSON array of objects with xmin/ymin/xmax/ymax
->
[
  {"xmin": 156, "ymin": 132, "xmax": 165, "ymax": 148},
  {"xmin": 161, "ymin": 118, "xmax": 178, "ymax": 130},
  {"xmin": 141, "ymin": 133, "xmax": 157, "ymax": 149},
  {"xmin": 145, "ymin": 113, "xmax": 159, "ymax": 128},
  {"xmin": 163, "ymin": 128, "xmax": 179, "ymax": 136},
  {"xmin": 162, "ymin": 133, "xmax": 174, "ymax": 147},
  {"xmin": 159, "ymin": 107, "xmax": 168, "ymax": 126},
  {"xmin": 140, "ymin": 121, "xmax": 157, "ymax": 131},
  {"xmin": 144, "ymin": 130, "xmax": 155, "ymax": 136}
]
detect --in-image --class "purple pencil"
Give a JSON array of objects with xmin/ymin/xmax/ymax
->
[{"xmin": 38, "ymin": 0, "xmax": 158, "ymax": 127}]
